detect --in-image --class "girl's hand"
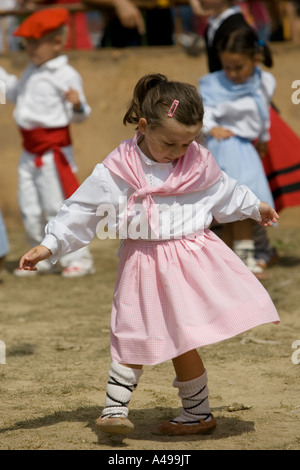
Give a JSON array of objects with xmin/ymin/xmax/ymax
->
[
  {"xmin": 258, "ymin": 202, "xmax": 279, "ymax": 226},
  {"xmin": 64, "ymin": 88, "xmax": 82, "ymax": 112},
  {"xmin": 19, "ymin": 245, "xmax": 52, "ymax": 271},
  {"xmin": 211, "ymin": 127, "xmax": 234, "ymax": 140}
]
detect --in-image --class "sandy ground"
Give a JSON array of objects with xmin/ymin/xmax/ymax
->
[{"xmin": 0, "ymin": 43, "xmax": 300, "ymax": 451}]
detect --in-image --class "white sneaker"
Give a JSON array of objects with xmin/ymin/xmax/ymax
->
[
  {"xmin": 61, "ymin": 265, "xmax": 95, "ymax": 278},
  {"xmin": 14, "ymin": 261, "xmax": 59, "ymax": 277},
  {"xmin": 13, "ymin": 267, "xmax": 37, "ymax": 277}
]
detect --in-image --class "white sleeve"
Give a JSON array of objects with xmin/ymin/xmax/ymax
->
[
  {"xmin": 202, "ymin": 105, "xmax": 219, "ymax": 135},
  {"xmin": 206, "ymin": 172, "xmax": 261, "ymax": 223},
  {"xmin": 261, "ymin": 71, "xmax": 276, "ymax": 102},
  {"xmin": 0, "ymin": 66, "xmax": 19, "ymax": 103},
  {"xmin": 258, "ymin": 71, "xmax": 276, "ymax": 142},
  {"xmin": 41, "ymin": 164, "xmax": 117, "ymax": 263}
]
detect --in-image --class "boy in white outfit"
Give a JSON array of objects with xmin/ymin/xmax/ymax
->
[{"xmin": 0, "ymin": 7, "xmax": 94, "ymax": 277}]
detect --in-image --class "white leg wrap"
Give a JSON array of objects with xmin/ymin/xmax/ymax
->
[
  {"xmin": 101, "ymin": 362, "xmax": 143, "ymax": 419},
  {"xmin": 172, "ymin": 370, "xmax": 212, "ymax": 423}
]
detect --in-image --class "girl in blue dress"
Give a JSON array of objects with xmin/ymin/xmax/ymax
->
[{"xmin": 199, "ymin": 27, "xmax": 275, "ymax": 275}]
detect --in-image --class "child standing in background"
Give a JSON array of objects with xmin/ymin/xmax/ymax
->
[
  {"xmin": 190, "ymin": 0, "xmax": 278, "ymax": 272},
  {"xmin": 199, "ymin": 27, "xmax": 276, "ymax": 275},
  {"xmin": 0, "ymin": 8, "xmax": 94, "ymax": 277},
  {"xmin": 19, "ymin": 73, "xmax": 279, "ymax": 436}
]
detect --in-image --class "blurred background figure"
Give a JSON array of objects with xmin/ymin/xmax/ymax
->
[
  {"xmin": 83, "ymin": 0, "xmax": 173, "ymax": 47},
  {"xmin": 282, "ymin": 0, "xmax": 300, "ymax": 43},
  {"xmin": 0, "ymin": 0, "xmax": 20, "ymax": 53},
  {"xmin": 173, "ymin": 0, "xmax": 208, "ymax": 56},
  {"xmin": 237, "ymin": 1, "xmax": 272, "ymax": 42},
  {"xmin": 190, "ymin": 0, "xmax": 279, "ymax": 272},
  {"xmin": 85, "ymin": 0, "xmax": 146, "ymax": 47}
]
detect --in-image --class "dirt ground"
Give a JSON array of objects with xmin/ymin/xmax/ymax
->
[{"xmin": 0, "ymin": 43, "xmax": 300, "ymax": 451}]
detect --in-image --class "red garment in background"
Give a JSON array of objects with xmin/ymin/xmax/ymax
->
[{"xmin": 263, "ymin": 107, "xmax": 300, "ymax": 212}]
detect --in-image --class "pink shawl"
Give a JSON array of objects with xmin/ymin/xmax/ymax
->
[{"xmin": 102, "ymin": 132, "xmax": 222, "ymax": 236}]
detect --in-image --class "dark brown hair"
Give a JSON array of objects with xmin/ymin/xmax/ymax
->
[
  {"xmin": 123, "ymin": 73, "xmax": 204, "ymax": 129},
  {"xmin": 217, "ymin": 28, "xmax": 273, "ymax": 68}
]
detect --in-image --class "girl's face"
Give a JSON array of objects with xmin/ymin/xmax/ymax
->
[
  {"xmin": 220, "ymin": 51, "xmax": 259, "ymax": 85},
  {"xmin": 138, "ymin": 118, "xmax": 202, "ymax": 164}
]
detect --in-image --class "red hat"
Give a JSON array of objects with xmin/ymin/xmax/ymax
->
[{"xmin": 13, "ymin": 8, "xmax": 69, "ymax": 39}]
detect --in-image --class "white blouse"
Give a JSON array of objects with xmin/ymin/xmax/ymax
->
[
  {"xmin": 201, "ymin": 71, "xmax": 276, "ymax": 142},
  {"xmin": 0, "ymin": 55, "xmax": 91, "ymax": 129},
  {"xmin": 42, "ymin": 144, "xmax": 262, "ymax": 263}
]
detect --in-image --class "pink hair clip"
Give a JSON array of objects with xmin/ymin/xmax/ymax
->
[{"xmin": 168, "ymin": 99, "xmax": 179, "ymax": 118}]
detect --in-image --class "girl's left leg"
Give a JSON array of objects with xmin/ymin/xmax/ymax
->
[
  {"xmin": 157, "ymin": 349, "xmax": 217, "ymax": 435},
  {"xmin": 96, "ymin": 362, "xmax": 143, "ymax": 434}
]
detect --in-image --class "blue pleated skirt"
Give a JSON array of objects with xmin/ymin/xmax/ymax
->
[{"xmin": 206, "ymin": 136, "xmax": 275, "ymax": 208}]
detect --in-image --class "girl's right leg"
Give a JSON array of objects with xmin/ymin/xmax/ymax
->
[
  {"xmin": 157, "ymin": 349, "xmax": 216, "ymax": 436},
  {"xmin": 96, "ymin": 362, "xmax": 143, "ymax": 434}
]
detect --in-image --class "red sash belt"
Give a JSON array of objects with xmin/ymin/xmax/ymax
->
[{"xmin": 19, "ymin": 126, "xmax": 80, "ymax": 199}]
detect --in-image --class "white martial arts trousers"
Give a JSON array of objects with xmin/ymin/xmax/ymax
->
[{"xmin": 17, "ymin": 146, "xmax": 93, "ymax": 270}]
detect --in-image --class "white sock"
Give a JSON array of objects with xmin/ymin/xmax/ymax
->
[
  {"xmin": 101, "ymin": 362, "xmax": 143, "ymax": 419},
  {"xmin": 172, "ymin": 370, "xmax": 212, "ymax": 424}
]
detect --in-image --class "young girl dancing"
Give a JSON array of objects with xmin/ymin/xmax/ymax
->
[
  {"xmin": 19, "ymin": 73, "xmax": 280, "ymax": 437},
  {"xmin": 199, "ymin": 27, "xmax": 276, "ymax": 275}
]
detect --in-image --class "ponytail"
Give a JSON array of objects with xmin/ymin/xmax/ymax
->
[
  {"xmin": 123, "ymin": 74, "xmax": 167, "ymax": 127},
  {"xmin": 256, "ymin": 39, "xmax": 273, "ymax": 68},
  {"xmin": 123, "ymin": 73, "xmax": 204, "ymax": 129}
]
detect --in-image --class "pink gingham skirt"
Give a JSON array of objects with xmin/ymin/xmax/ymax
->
[{"xmin": 110, "ymin": 230, "xmax": 280, "ymax": 365}]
